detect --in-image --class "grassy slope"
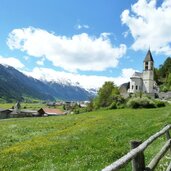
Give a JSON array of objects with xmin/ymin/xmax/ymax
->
[{"xmin": 0, "ymin": 106, "xmax": 171, "ymax": 171}]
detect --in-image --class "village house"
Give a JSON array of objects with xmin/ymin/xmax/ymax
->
[
  {"xmin": 0, "ymin": 101, "xmax": 67, "ymax": 119},
  {"xmin": 10, "ymin": 109, "xmax": 38, "ymax": 118},
  {"xmin": 0, "ymin": 108, "xmax": 12, "ymax": 119},
  {"xmin": 47, "ymin": 101, "xmax": 56, "ymax": 107},
  {"xmin": 38, "ymin": 108, "xmax": 65, "ymax": 116},
  {"xmin": 9, "ymin": 101, "xmax": 38, "ymax": 118}
]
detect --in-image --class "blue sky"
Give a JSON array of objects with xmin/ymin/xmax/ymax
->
[{"xmin": 0, "ymin": 0, "xmax": 171, "ymax": 89}]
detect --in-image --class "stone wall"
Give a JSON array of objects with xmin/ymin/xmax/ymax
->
[{"xmin": 158, "ymin": 91, "xmax": 171, "ymax": 100}]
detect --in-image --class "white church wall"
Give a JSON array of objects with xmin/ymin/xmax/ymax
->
[
  {"xmin": 129, "ymin": 78, "xmax": 143, "ymax": 93},
  {"xmin": 143, "ymin": 70, "xmax": 153, "ymax": 80},
  {"xmin": 143, "ymin": 80, "xmax": 154, "ymax": 93},
  {"xmin": 143, "ymin": 70, "xmax": 154, "ymax": 93}
]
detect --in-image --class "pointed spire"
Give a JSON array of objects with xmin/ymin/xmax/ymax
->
[{"xmin": 144, "ymin": 49, "xmax": 154, "ymax": 62}]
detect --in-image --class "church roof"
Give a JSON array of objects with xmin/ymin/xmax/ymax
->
[
  {"xmin": 130, "ymin": 72, "xmax": 143, "ymax": 80},
  {"xmin": 119, "ymin": 82, "xmax": 130, "ymax": 90},
  {"xmin": 132, "ymin": 72, "xmax": 142, "ymax": 78},
  {"xmin": 144, "ymin": 50, "xmax": 154, "ymax": 62}
]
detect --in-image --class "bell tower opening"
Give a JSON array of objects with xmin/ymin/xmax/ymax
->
[{"xmin": 145, "ymin": 62, "xmax": 148, "ymax": 70}]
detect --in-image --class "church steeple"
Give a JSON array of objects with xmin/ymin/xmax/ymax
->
[
  {"xmin": 144, "ymin": 49, "xmax": 154, "ymax": 62},
  {"xmin": 143, "ymin": 50, "xmax": 154, "ymax": 70}
]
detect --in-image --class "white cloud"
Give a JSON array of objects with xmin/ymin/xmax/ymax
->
[
  {"xmin": 122, "ymin": 31, "xmax": 129, "ymax": 38},
  {"xmin": 100, "ymin": 32, "xmax": 112, "ymax": 39},
  {"xmin": 121, "ymin": 0, "xmax": 171, "ymax": 55},
  {"xmin": 0, "ymin": 56, "xmax": 24, "ymax": 69},
  {"xmin": 24, "ymin": 56, "xmax": 29, "ymax": 61},
  {"xmin": 76, "ymin": 24, "xmax": 90, "ymax": 30},
  {"xmin": 36, "ymin": 58, "xmax": 45, "ymax": 66},
  {"xmin": 23, "ymin": 67, "xmax": 136, "ymax": 89},
  {"xmin": 7, "ymin": 27, "xmax": 127, "ymax": 72}
]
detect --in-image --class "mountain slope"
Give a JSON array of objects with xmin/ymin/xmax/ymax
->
[{"xmin": 0, "ymin": 64, "xmax": 94, "ymax": 101}]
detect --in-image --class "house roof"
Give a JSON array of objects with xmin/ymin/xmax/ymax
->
[
  {"xmin": 144, "ymin": 50, "xmax": 154, "ymax": 62},
  {"xmin": 133, "ymin": 72, "xmax": 142, "ymax": 77},
  {"xmin": 20, "ymin": 109, "xmax": 37, "ymax": 113},
  {"xmin": 119, "ymin": 82, "xmax": 130, "ymax": 90},
  {"xmin": 0, "ymin": 108, "xmax": 11, "ymax": 112},
  {"xmin": 10, "ymin": 109, "xmax": 37, "ymax": 115},
  {"xmin": 41, "ymin": 108, "xmax": 64, "ymax": 115},
  {"xmin": 0, "ymin": 108, "xmax": 5, "ymax": 112}
]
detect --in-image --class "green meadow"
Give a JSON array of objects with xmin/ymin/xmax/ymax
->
[
  {"xmin": 0, "ymin": 105, "xmax": 171, "ymax": 171},
  {"xmin": 0, "ymin": 102, "xmax": 47, "ymax": 110}
]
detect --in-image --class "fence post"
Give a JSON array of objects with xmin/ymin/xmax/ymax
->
[{"xmin": 131, "ymin": 141, "xmax": 145, "ymax": 171}]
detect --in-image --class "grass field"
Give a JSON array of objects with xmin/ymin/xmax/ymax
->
[
  {"xmin": 0, "ymin": 102, "xmax": 64, "ymax": 111},
  {"xmin": 0, "ymin": 105, "xmax": 171, "ymax": 170},
  {"xmin": 0, "ymin": 102, "xmax": 47, "ymax": 110}
]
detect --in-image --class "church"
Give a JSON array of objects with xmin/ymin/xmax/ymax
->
[
  {"xmin": 120, "ymin": 50, "xmax": 158, "ymax": 96},
  {"xmin": 128, "ymin": 50, "xmax": 158, "ymax": 95}
]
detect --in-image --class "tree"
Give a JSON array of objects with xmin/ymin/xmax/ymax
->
[
  {"xmin": 166, "ymin": 73, "xmax": 171, "ymax": 90},
  {"xmin": 158, "ymin": 57, "xmax": 171, "ymax": 81},
  {"xmin": 166, "ymin": 73, "xmax": 171, "ymax": 85},
  {"xmin": 154, "ymin": 57, "xmax": 171, "ymax": 91},
  {"xmin": 154, "ymin": 68, "xmax": 160, "ymax": 84},
  {"xmin": 86, "ymin": 101, "xmax": 94, "ymax": 112},
  {"xmin": 94, "ymin": 81, "xmax": 119, "ymax": 108}
]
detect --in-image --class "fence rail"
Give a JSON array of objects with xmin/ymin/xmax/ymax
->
[{"xmin": 102, "ymin": 124, "xmax": 171, "ymax": 171}]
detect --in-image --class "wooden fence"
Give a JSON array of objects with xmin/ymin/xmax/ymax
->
[{"xmin": 102, "ymin": 124, "xmax": 171, "ymax": 171}]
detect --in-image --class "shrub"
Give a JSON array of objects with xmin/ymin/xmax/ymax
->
[
  {"xmin": 74, "ymin": 109, "xmax": 80, "ymax": 114},
  {"xmin": 86, "ymin": 101, "xmax": 94, "ymax": 112},
  {"xmin": 127, "ymin": 97, "xmax": 156, "ymax": 109},
  {"xmin": 154, "ymin": 100, "xmax": 166, "ymax": 107},
  {"xmin": 160, "ymin": 85, "xmax": 169, "ymax": 92},
  {"xmin": 114, "ymin": 95, "xmax": 126, "ymax": 109},
  {"xmin": 116, "ymin": 103, "xmax": 125, "ymax": 109},
  {"xmin": 108, "ymin": 102, "xmax": 117, "ymax": 109}
]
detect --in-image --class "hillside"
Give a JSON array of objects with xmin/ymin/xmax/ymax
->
[
  {"xmin": 0, "ymin": 64, "xmax": 94, "ymax": 102},
  {"xmin": 0, "ymin": 106, "xmax": 171, "ymax": 170}
]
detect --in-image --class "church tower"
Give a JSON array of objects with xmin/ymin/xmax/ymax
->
[{"xmin": 142, "ymin": 50, "xmax": 154, "ymax": 93}]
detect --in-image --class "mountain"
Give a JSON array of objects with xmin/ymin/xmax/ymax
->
[{"xmin": 0, "ymin": 64, "xmax": 94, "ymax": 102}]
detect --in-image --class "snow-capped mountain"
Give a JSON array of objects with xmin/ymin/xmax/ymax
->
[
  {"xmin": 38, "ymin": 75, "xmax": 98, "ymax": 97},
  {"xmin": 0, "ymin": 64, "xmax": 96, "ymax": 101},
  {"xmin": 23, "ymin": 67, "xmax": 101, "ymax": 90}
]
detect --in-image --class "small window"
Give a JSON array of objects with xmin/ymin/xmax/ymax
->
[
  {"xmin": 132, "ymin": 85, "xmax": 134, "ymax": 89},
  {"xmin": 136, "ymin": 85, "xmax": 138, "ymax": 90}
]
